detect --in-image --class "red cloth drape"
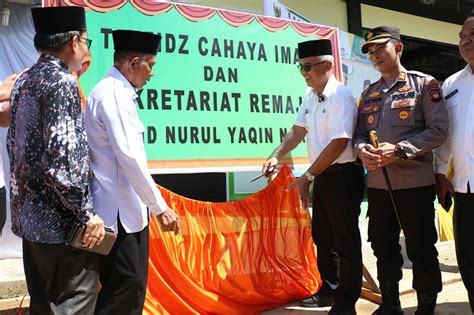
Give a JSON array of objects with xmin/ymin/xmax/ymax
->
[{"xmin": 144, "ymin": 166, "xmax": 321, "ymax": 314}]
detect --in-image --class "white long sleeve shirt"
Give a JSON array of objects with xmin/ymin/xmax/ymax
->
[
  {"xmin": 434, "ymin": 65, "xmax": 474, "ymax": 193},
  {"xmin": 85, "ymin": 67, "xmax": 168, "ymax": 233}
]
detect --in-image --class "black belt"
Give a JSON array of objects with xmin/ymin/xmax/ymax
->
[{"xmin": 319, "ymin": 162, "xmax": 354, "ymax": 176}]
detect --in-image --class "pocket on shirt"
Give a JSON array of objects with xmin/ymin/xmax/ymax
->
[
  {"xmin": 304, "ymin": 110, "xmax": 313, "ymax": 132},
  {"xmin": 136, "ymin": 120, "xmax": 146, "ymax": 149},
  {"xmin": 315, "ymin": 107, "xmax": 329, "ymax": 144},
  {"xmin": 361, "ymin": 103, "xmax": 381, "ymax": 130},
  {"xmin": 136, "ymin": 120, "xmax": 145, "ymax": 134},
  {"xmin": 446, "ymin": 94, "xmax": 462, "ymax": 124},
  {"xmin": 390, "ymin": 99, "xmax": 415, "ymax": 127}
]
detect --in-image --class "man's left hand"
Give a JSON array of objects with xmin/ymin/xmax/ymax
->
[
  {"xmin": 157, "ymin": 208, "xmax": 181, "ymax": 235},
  {"xmin": 374, "ymin": 142, "xmax": 398, "ymax": 167},
  {"xmin": 435, "ymin": 173, "xmax": 454, "ymax": 211},
  {"xmin": 286, "ymin": 176, "xmax": 311, "ymax": 209}
]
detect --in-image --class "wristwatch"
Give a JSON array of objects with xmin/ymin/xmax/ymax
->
[
  {"xmin": 304, "ymin": 171, "xmax": 315, "ymax": 182},
  {"xmin": 395, "ymin": 144, "xmax": 408, "ymax": 160}
]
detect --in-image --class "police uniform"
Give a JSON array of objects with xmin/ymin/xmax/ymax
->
[{"xmin": 354, "ymin": 27, "xmax": 449, "ymax": 304}]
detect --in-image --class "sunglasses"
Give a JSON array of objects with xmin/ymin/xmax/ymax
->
[
  {"xmin": 78, "ymin": 36, "xmax": 92, "ymax": 49},
  {"xmin": 297, "ymin": 60, "xmax": 327, "ymax": 72}
]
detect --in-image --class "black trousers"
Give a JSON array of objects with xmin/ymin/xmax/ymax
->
[
  {"xmin": 23, "ymin": 239, "xmax": 100, "ymax": 315},
  {"xmin": 312, "ymin": 162, "xmax": 364, "ymax": 306},
  {"xmin": 454, "ymin": 189, "xmax": 474, "ymax": 311},
  {"xmin": 367, "ymin": 185, "xmax": 442, "ymax": 294},
  {"xmin": 95, "ymin": 218, "xmax": 149, "ymax": 315}
]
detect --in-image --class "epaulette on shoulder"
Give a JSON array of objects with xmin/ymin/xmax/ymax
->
[
  {"xmin": 406, "ymin": 70, "xmax": 429, "ymax": 77},
  {"xmin": 362, "ymin": 80, "xmax": 378, "ymax": 93}
]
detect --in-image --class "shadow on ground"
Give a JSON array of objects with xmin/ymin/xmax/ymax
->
[
  {"xmin": 0, "ymin": 309, "xmax": 28, "ymax": 315},
  {"xmin": 403, "ymin": 301, "xmax": 471, "ymax": 315},
  {"xmin": 262, "ymin": 301, "xmax": 330, "ymax": 314},
  {"xmin": 401, "ymin": 262, "xmax": 459, "ymax": 274}
]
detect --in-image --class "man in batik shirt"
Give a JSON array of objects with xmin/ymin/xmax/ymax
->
[{"xmin": 7, "ymin": 6, "xmax": 104, "ymax": 314}]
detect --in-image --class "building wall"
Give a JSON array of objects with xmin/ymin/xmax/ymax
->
[
  {"xmin": 361, "ymin": 4, "xmax": 460, "ymax": 45},
  {"xmin": 282, "ymin": 0, "xmax": 348, "ymax": 30},
  {"xmin": 176, "ymin": 0, "xmax": 349, "ymax": 30},
  {"xmin": 176, "ymin": 1, "xmax": 461, "ymax": 46},
  {"xmin": 174, "ymin": 0, "xmax": 263, "ymax": 15}
]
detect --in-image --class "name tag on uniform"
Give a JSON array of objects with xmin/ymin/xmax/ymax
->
[
  {"xmin": 445, "ymin": 89, "xmax": 458, "ymax": 100},
  {"xmin": 362, "ymin": 103, "xmax": 380, "ymax": 113},
  {"xmin": 391, "ymin": 98, "xmax": 415, "ymax": 109}
]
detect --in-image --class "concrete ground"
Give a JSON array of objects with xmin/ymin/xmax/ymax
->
[
  {"xmin": 0, "ymin": 258, "xmax": 28, "ymax": 315},
  {"xmin": 265, "ymin": 239, "xmax": 471, "ymax": 314},
  {"xmin": 0, "ymin": 219, "xmax": 471, "ymax": 314},
  {"xmin": 264, "ymin": 217, "xmax": 471, "ymax": 315}
]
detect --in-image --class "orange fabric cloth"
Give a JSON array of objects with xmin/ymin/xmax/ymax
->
[
  {"xmin": 144, "ymin": 166, "xmax": 321, "ymax": 314},
  {"xmin": 78, "ymin": 83, "xmax": 87, "ymax": 111}
]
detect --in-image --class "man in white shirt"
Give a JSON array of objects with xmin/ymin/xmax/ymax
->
[
  {"xmin": 434, "ymin": 12, "xmax": 474, "ymax": 312},
  {"xmin": 85, "ymin": 30, "xmax": 180, "ymax": 315},
  {"xmin": 262, "ymin": 40, "xmax": 364, "ymax": 315}
]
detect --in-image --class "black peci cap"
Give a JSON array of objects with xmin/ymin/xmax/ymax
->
[
  {"xmin": 112, "ymin": 30, "xmax": 162, "ymax": 55},
  {"xmin": 298, "ymin": 39, "xmax": 333, "ymax": 59},
  {"xmin": 32, "ymin": 7, "xmax": 86, "ymax": 35},
  {"xmin": 361, "ymin": 26, "xmax": 401, "ymax": 54}
]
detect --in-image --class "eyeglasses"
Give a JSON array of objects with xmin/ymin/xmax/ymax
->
[
  {"xmin": 78, "ymin": 36, "xmax": 92, "ymax": 49},
  {"xmin": 297, "ymin": 60, "xmax": 327, "ymax": 72}
]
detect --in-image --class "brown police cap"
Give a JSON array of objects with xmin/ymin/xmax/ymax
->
[
  {"xmin": 361, "ymin": 26, "xmax": 401, "ymax": 54},
  {"xmin": 32, "ymin": 7, "xmax": 86, "ymax": 35}
]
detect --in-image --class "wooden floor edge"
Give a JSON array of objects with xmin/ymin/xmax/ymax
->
[{"xmin": 360, "ymin": 288, "xmax": 382, "ymax": 304}]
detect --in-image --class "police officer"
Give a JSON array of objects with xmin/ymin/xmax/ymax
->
[{"xmin": 353, "ymin": 26, "xmax": 448, "ymax": 315}]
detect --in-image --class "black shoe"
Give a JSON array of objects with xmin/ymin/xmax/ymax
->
[
  {"xmin": 414, "ymin": 292, "xmax": 437, "ymax": 315},
  {"xmin": 329, "ymin": 303, "xmax": 356, "ymax": 315},
  {"xmin": 299, "ymin": 284, "xmax": 336, "ymax": 307},
  {"xmin": 372, "ymin": 282, "xmax": 403, "ymax": 315},
  {"xmin": 372, "ymin": 304, "xmax": 404, "ymax": 315},
  {"xmin": 468, "ymin": 292, "xmax": 474, "ymax": 313}
]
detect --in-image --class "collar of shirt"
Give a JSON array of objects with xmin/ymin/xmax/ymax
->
[
  {"xmin": 38, "ymin": 54, "xmax": 69, "ymax": 71},
  {"xmin": 312, "ymin": 74, "xmax": 338, "ymax": 103},
  {"xmin": 107, "ymin": 66, "xmax": 139, "ymax": 102},
  {"xmin": 374, "ymin": 67, "xmax": 407, "ymax": 92},
  {"xmin": 460, "ymin": 64, "xmax": 474, "ymax": 78}
]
